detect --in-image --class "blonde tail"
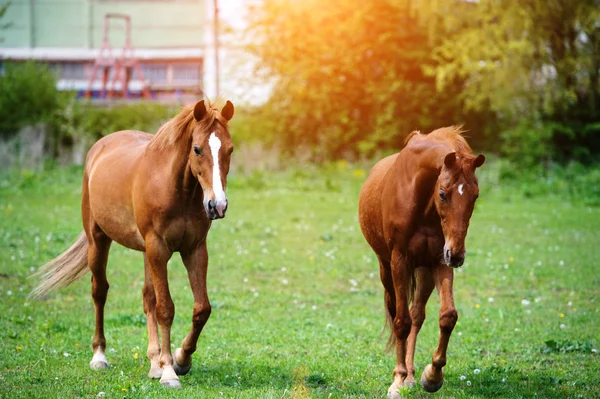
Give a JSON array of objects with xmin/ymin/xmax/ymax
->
[{"xmin": 30, "ymin": 232, "xmax": 89, "ymax": 298}]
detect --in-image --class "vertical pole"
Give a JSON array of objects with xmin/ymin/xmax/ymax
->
[
  {"xmin": 29, "ymin": 0, "xmax": 35, "ymax": 47},
  {"xmin": 213, "ymin": 0, "xmax": 220, "ymax": 96}
]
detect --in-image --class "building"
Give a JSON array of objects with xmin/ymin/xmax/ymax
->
[{"xmin": 0, "ymin": 0, "xmax": 210, "ymax": 101}]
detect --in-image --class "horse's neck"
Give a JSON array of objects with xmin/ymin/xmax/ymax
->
[{"xmin": 147, "ymin": 141, "xmax": 197, "ymax": 195}]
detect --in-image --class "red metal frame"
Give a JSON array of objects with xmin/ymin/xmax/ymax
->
[{"xmin": 86, "ymin": 14, "xmax": 150, "ymax": 99}]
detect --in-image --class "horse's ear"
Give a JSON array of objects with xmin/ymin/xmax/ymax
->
[
  {"xmin": 221, "ymin": 100, "xmax": 234, "ymax": 121},
  {"xmin": 444, "ymin": 152, "xmax": 457, "ymax": 169},
  {"xmin": 473, "ymin": 154, "xmax": 486, "ymax": 168},
  {"xmin": 193, "ymin": 100, "xmax": 207, "ymax": 121}
]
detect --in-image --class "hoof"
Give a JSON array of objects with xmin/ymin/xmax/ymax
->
[
  {"xmin": 420, "ymin": 364, "xmax": 444, "ymax": 393},
  {"xmin": 173, "ymin": 348, "xmax": 192, "ymax": 376},
  {"xmin": 403, "ymin": 380, "xmax": 417, "ymax": 389},
  {"xmin": 148, "ymin": 366, "xmax": 163, "ymax": 379},
  {"xmin": 90, "ymin": 361, "xmax": 109, "ymax": 370},
  {"xmin": 387, "ymin": 382, "xmax": 402, "ymax": 399},
  {"xmin": 160, "ymin": 378, "xmax": 181, "ymax": 389}
]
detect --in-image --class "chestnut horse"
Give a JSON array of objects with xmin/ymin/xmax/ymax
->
[
  {"xmin": 32, "ymin": 100, "xmax": 235, "ymax": 389},
  {"xmin": 358, "ymin": 126, "xmax": 485, "ymax": 397}
]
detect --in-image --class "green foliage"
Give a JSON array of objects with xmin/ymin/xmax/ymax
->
[
  {"xmin": 245, "ymin": 0, "xmax": 463, "ymax": 160},
  {"xmin": 0, "ymin": 62, "xmax": 61, "ymax": 138},
  {"xmin": 80, "ymin": 102, "xmax": 175, "ymax": 138},
  {"xmin": 245, "ymin": 0, "xmax": 600, "ymax": 166}
]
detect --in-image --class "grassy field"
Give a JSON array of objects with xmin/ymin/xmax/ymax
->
[{"xmin": 0, "ymin": 162, "xmax": 598, "ymax": 398}]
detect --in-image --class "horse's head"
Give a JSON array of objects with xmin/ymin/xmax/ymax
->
[
  {"xmin": 189, "ymin": 100, "xmax": 235, "ymax": 220},
  {"xmin": 435, "ymin": 152, "xmax": 485, "ymax": 267}
]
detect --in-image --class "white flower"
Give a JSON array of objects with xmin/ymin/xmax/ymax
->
[
  {"xmin": 488, "ymin": 297, "xmax": 494, "ymax": 303},
  {"xmin": 253, "ymin": 292, "xmax": 259, "ymax": 297},
  {"xmin": 63, "ymin": 352, "xmax": 71, "ymax": 357},
  {"xmin": 567, "ymin": 301, "xmax": 573, "ymax": 306},
  {"xmin": 502, "ymin": 377, "xmax": 506, "ymax": 383},
  {"xmin": 281, "ymin": 279, "xmax": 288, "ymax": 285},
  {"xmin": 457, "ymin": 332, "xmax": 463, "ymax": 336},
  {"xmin": 243, "ymin": 278, "xmax": 248, "ymax": 283},
  {"xmin": 281, "ymin": 267, "xmax": 287, "ymax": 272},
  {"xmin": 349, "ymin": 279, "xmax": 358, "ymax": 287},
  {"xmin": 514, "ymin": 328, "xmax": 520, "ymax": 332},
  {"xmin": 467, "ymin": 380, "xmax": 472, "ymax": 386},
  {"xmin": 560, "ymin": 324, "xmax": 566, "ymax": 330},
  {"xmin": 312, "ymin": 305, "xmax": 317, "ymax": 310},
  {"xmin": 460, "ymin": 375, "xmax": 466, "ymax": 381},
  {"xmin": 7, "ymin": 290, "xmax": 12, "ymax": 296},
  {"xmin": 559, "ymin": 260, "xmax": 564, "ymax": 266},
  {"xmin": 474, "ymin": 369, "xmax": 481, "ymax": 375},
  {"xmin": 521, "ymin": 299, "xmax": 531, "ymax": 306},
  {"xmin": 592, "ymin": 348, "xmax": 598, "ymax": 354},
  {"xmin": 97, "ymin": 392, "xmax": 106, "ymax": 398}
]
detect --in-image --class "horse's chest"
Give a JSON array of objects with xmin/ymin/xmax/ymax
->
[{"xmin": 407, "ymin": 230, "xmax": 444, "ymax": 266}]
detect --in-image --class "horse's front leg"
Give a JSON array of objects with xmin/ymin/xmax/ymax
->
[
  {"xmin": 173, "ymin": 242, "xmax": 211, "ymax": 376},
  {"xmin": 145, "ymin": 237, "xmax": 179, "ymax": 388},
  {"xmin": 420, "ymin": 264, "xmax": 457, "ymax": 393}
]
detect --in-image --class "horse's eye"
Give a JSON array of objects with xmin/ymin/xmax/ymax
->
[
  {"xmin": 193, "ymin": 146, "xmax": 202, "ymax": 156},
  {"xmin": 439, "ymin": 190, "xmax": 447, "ymax": 201}
]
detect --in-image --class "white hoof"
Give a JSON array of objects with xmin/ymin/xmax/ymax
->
[
  {"xmin": 420, "ymin": 364, "xmax": 444, "ymax": 393},
  {"xmin": 160, "ymin": 378, "xmax": 181, "ymax": 389},
  {"xmin": 148, "ymin": 366, "xmax": 163, "ymax": 379},
  {"xmin": 173, "ymin": 348, "xmax": 192, "ymax": 376},
  {"xmin": 387, "ymin": 382, "xmax": 402, "ymax": 399},
  {"xmin": 90, "ymin": 360, "xmax": 109, "ymax": 370}
]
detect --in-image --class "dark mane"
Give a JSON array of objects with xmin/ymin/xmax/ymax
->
[{"xmin": 148, "ymin": 100, "xmax": 229, "ymax": 150}]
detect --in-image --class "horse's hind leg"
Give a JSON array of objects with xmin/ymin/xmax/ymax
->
[
  {"xmin": 404, "ymin": 267, "xmax": 434, "ymax": 388},
  {"xmin": 87, "ymin": 223, "xmax": 112, "ymax": 370},
  {"xmin": 142, "ymin": 255, "xmax": 162, "ymax": 379},
  {"xmin": 420, "ymin": 264, "xmax": 457, "ymax": 393},
  {"xmin": 174, "ymin": 242, "xmax": 211, "ymax": 376}
]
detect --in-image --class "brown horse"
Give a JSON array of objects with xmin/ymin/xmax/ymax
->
[
  {"xmin": 31, "ymin": 99, "xmax": 235, "ymax": 389},
  {"xmin": 358, "ymin": 126, "xmax": 485, "ymax": 397}
]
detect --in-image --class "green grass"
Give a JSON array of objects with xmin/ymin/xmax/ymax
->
[{"xmin": 0, "ymin": 162, "xmax": 598, "ymax": 398}]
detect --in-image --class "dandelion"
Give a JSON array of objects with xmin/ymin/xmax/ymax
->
[
  {"xmin": 97, "ymin": 392, "xmax": 106, "ymax": 398},
  {"xmin": 488, "ymin": 297, "xmax": 494, "ymax": 303},
  {"xmin": 6, "ymin": 290, "xmax": 12, "ymax": 296},
  {"xmin": 475, "ymin": 304, "xmax": 480, "ymax": 309},
  {"xmin": 560, "ymin": 324, "xmax": 566, "ymax": 330},
  {"xmin": 349, "ymin": 279, "xmax": 358, "ymax": 287},
  {"xmin": 281, "ymin": 267, "xmax": 287, "ymax": 272},
  {"xmin": 502, "ymin": 377, "xmax": 506, "ymax": 383},
  {"xmin": 509, "ymin": 256, "xmax": 514, "ymax": 263},
  {"xmin": 567, "ymin": 301, "xmax": 573, "ymax": 306},
  {"xmin": 460, "ymin": 375, "xmax": 466, "ymax": 381},
  {"xmin": 474, "ymin": 369, "xmax": 481, "ymax": 375},
  {"xmin": 521, "ymin": 299, "xmax": 531, "ymax": 306},
  {"xmin": 559, "ymin": 260, "xmax": 564, "ymax": 266},
  {"xmin": 253, "ymin": 292, "xmax": 259, "ymax": 298},
  {"xmin": 121, "ymin": 388, "xmax": 127, "ymax": 392},
  {"xmin": 16, "ymin": 345, "xmax": 22, "ymax": 351},
  {"xmin": 243, "ymin": 278, "xmax": 248, "ymax": 283},
  {"xmin": 281, "ymin": 279, "xmax": 289, "ymax": 285},
  {"xmin": 467, "ymin": 380, "xmax": 472, "ymax": 386},
  {"xmin": 592, "ymin": 349, "xmax": 598, "ymax": 354},
  {"xmin": 133, "ymin": 353, "xmax": 139, "ymax": 359},
  {"xmin": 63, "ymin": 352, "xmax": 71, "ymax": 357},
  {"xmin": 312, "ymin": 305, "xmax": 317, "ymax": 310},
  {"xmin": 560, "ymin": 313, "xmax": 565, "ymax": 318},
  {"xmin": 514, "ymin": 328, "xmax": 520, "ymax": 332}
]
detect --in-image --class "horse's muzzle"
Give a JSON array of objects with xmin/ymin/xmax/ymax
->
[
  {"xmin": 207, "ymin": 199, "xmax": 228, "ymax": 220},
  {"xmin": 444, "ymin": 247, "xmax": 465, "ymax": 268}
]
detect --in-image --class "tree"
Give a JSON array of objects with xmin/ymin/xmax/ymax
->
[{"xmin": 244, "ymin": 0, "xmax": 465, "ymax": 159}]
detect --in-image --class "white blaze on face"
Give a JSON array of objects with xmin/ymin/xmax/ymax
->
[
  {"xmin": 458, "ymin": 184, "xmax": 464, "ymax": 196},
  {"xmin": 208, "ymin": 132, "xmax": 226, "ymax": 203}
]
